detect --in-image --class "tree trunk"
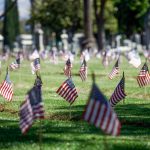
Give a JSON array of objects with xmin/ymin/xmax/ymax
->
[
  {"xmin": 83, "ymin": 0, "xmax": 94, "ymax": 48},
  {"xmin": 3, "ymin": 0, "xmax": 19, "ymax": 52},
  {"xmin": 30, "ymin": 0, "xmax": 35, "ymax": 33},
  {"xmin": 94, "ymin": 0, "xmax": 107, "ymax": 51}
]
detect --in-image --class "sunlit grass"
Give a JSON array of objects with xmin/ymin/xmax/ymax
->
[{"xmin": 0, "ymin": 56, "xmax": 150, "ymax": 150}]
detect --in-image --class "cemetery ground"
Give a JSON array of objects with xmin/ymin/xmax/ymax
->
[{"xmin": 0, "ymin": 56, "xmax": 150, "ymax": 150}]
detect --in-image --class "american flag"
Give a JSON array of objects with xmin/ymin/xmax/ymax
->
[
  {"xmin": 0, "ymin": 69, "xmax": 13, "ymax": 101},
  {"xmin": 64, "ymin": 58, "xmax": 72, "ymax": 78},
  {"xmin": 109, "ymin": 72, "xmax": 126, "ymax": 107},
  {"xmin": 137, "ymin": 63, "xmax": 150, "ymax": 87},
  {"xmin": 9, "ymin": 58, "xmax": 20, "ymax": 71},
  {"xmin": 56, "ymin": 78, "xmax": 78, "ymax": 105},
  {"xmin": 82, "ymin": 82, "xmax": 121, "ymax": 136},
  {"xmin": 108, "ymin": 59, "xmax": 119, "ymax": 79},
  {"xmin": 31, "ymin": 58, "xmax": 40, "ymax": 74},
  {"xmin": 79, "ymin": 59, "xmax": 87, "ymax": 81},
  {"xmin": 19, "ymin": 78, "xmax": 44, "ymax": 134}
]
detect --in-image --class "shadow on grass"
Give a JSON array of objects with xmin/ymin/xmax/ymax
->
[
  {"xmin": 0, "ymin": 119, "xmax": 97, "ymax": 149},
  {"xmin": 48, "ymin": 103, "xmax": 150, "ymax": 134},
  {"xmin": 0, "ymin": 103, "xmax": 150, "ymax": 149}
]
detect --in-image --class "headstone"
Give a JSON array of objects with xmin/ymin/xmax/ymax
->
[
  {"xmin": 61, "ymin": 30, "xmax": 68, "ymax": 51},
  {"xmin": 34, "ymin": 24, "xmax": 44, "ymax": 52},
  {"xmin": 116, "ymin": 35, "xmax": 122, "ymax": 47},
  {"xmin": 0, "ymin": 35, "xmax": 3, "ymax": 52}
]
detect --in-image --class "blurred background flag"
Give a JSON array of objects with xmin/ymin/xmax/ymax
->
[
  {"xmin": 108, "ymin": 59, "xmax": 119, "ymax": 79},
  {"xmin": 79, "ymin": 59, "xmax": 87, "ymax": 81},
  {"xmin": 9, "ymin": 57, "xmax": 20, "ymax": 71},
  {"xmin": 109, "ymin": 72, "xmax": 126, "ymax": 107},
  {"xmin": 19, "ymin": 77, "xmax": 44, "ymax": 134},
  {"xmin": 31, "ymin": 58, "xmax": 41, "ymax": 74},
  {"xmin": 137, "ymin": 62, "xmax": 150, "ymax": 87},
  {"xmin": 64, "ymin": 58, "xmax": 72, "ymax": 78},
  {"xmin": 0, "ymin": 68, "xmax": 13, "ymax": 101},
  {"xmin": 56, "ymin": 78, "xmax": 78, "ymax": 105},
  {"xmin": 82, "ymin": 80, "xmax": 121, "ymax": 136}
]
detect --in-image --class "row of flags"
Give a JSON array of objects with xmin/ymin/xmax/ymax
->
[
  {"xmin": 0, "ymin": 55, "xmax": 150, "ymax": 136},
  {"xmin": 109, "ymin": 58, "xmax": 150, "ymax": 88},
  {"xmin": 64, "ymin": 58, "xmax": 87, "ymax": 81}
]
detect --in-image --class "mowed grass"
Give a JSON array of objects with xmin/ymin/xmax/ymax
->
[{"xmin": 0, "ymin": 56, "xmax": 150, "ymax": 150}]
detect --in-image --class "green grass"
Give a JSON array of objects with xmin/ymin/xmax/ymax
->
[{"xmin": 0, "ymin": 56, "xmax": 150, "ymax": 150}]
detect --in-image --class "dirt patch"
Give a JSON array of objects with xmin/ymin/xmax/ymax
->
[
  {"xmin": 45, "ymin": 113, "xmax": 82, "ymax": 121},
  {"xmin": 121, "ymin": 119, "xmax": 150, "ymax": 128},
  {"xmin": 0, "ymin": 104, "xmax": 18, "ymax": 114}
]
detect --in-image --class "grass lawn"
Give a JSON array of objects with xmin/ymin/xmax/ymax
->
[{"xmin": 0, "ymin": 56, "xmax": 150, "ymax": 150}]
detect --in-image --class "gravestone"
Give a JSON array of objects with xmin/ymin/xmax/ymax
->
[{"xmin": 61, "ymin": 30, "xmax": 68, "ymax": 51}]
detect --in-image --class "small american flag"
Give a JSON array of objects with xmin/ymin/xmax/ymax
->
[
  {"xmin": 108, "ymin": 59, "xmax": 119, "ymax": 79},
  {"xmin": 19, "ymin": 78, "xmax": 44, "ymax": 134},
  {"xmin": 137, "ymin": 63, "xmax": 150, "ymax": 87},
  {"xmin": 9, "ymin": 58, "xmax": 20, "ymax": 71},
  {"xmin": 79, "ymin": 59, "xmax": 87, "ymax": 81},
  {"xmin": 31, "ymin": 58, "xmax": 40, "ymax": 74},
  {"xmin": 109, "ymin": 72, "xmax": 126, "ymax": 107},
  {"xmin": 56, "ymin": 78, "xmax": 78, "ymax": 105},
  {"xmin": 0, "ymin": 69, "xmax": 13, "ymax": 101},
  {"xmin": 64, "ymin": 58, "xmax": 72, "ymax": 78},
  {"xmin": 82, "ymin": 82, "xmax": 121, "ymax": 136}
]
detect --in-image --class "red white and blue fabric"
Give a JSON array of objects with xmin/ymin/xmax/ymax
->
[
  {"xmin": 19, "ymin": 84, "xmax": 44, "ymax": 134},
  {"xmin": 109, "ymin": 59, "xmax": 119, "ymax": 79},
  {"xmin": 137, "ymin": 63, "xmax": 150, "ymax": 87},
  {"xmin": 31, "ymin": 58, "xmax": 40, "ymax": 74},
  {"xmin": 83, "ymin": 83, "xmax": 121, "ymax": 136},
  {"xmin": 56, "ymin": 78, "xmax": 78, "ymax": 105},
  {"xmin": 9, "ymin": 58, "xmax": 20, "ymax": 71},
  {"xmin": 0, "ymin": 70, "xmax": 13, "ymax": 101},
  {"xmin": 109, "ymin": 73, "xmax": 126, "ymax": 107},
  {"xmin": 79, "ymin": 59, "xmax": 87, "ymax": 81},
  {"xmin": 64, "ymin": 59, "xmax": 72, "ymax": 78}
]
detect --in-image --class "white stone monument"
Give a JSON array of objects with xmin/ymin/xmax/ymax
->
[{"xmin": 61, "ymin": 30, "xmax": 68, "ymax": 51}]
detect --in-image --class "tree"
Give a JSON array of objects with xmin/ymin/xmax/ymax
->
[
  {"xmin": 3, "ymin": 0, "xmax": 20, "ymax": 51},
  {"xmin": 93, "ymin": 0, "xmax": 107, "ymax": 51},
  {"xmin": 83, "ymin": 0, "xmax": 94, "ymax": 48},
  {"xmin": 114, "ymin": 0, "xmax": 150, "ymax": 37},
  {"xmin": 30, "ymin": 0, "xmax": 117, "ymax": 50},
  {"xmin": 30, "ymin": 0, "xmax": 83, "ymax": 35}
]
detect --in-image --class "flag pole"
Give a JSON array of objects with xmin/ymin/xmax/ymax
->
[
  {"xmin": 103, "ymin": 134, "xmax": 108, "ymax": 150},
  {"xmin": 69, "ymin": 104, "xmax": 72, "ymax": 119},
  {"xmin": 3, "ymin": 67, "xmax": 9, "ymax": 111},
  {"xmin": 38, "ymin": 120, "xmax": 43, "ymax": 150},
  {"xmin": 69, "ymin": 75, "xmax": 72, "ymax": 120},
  {"xmin": 123, "ymin": 99, "xmax": 125, "ymax": 104},
  {"xmin": 144, "ymin": 86, "xmax": 147, "ymax": 98}
]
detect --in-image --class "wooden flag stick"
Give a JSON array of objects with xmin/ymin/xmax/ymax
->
[
  {"xmin": 103, "ymin": 134, "xmax": 108, "ymax": 150},
  {"xmin": 69, "ymin": 104, "xmax": 72, "ymax": 119},
  {"xmin": 38, "ymin": 120, "xmax": 43, "ymax": 150},
  {"xmin": 92, "ymin": 72, "xmax": 95, "ymax": 83},
  {"xmin": 19, "ymin": 69, "xmax": 21, "ymax": 84},
  {"xmin": 0, "ymin": 99, "xmax": 5, "ymax": 112},
  {"xmin": 1, "ymin": 99, "xmax": 6, "ymax": 112},
  {"xmin": 144, "ymin": 86, "xmax": 147, "ymax": 98},
  {"xmin": 123, "ymin": 98, "xmax": 125, "ymax": 104}
]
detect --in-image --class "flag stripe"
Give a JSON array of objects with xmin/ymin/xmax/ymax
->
[{"xmin": 83, "ymin": 83, "xmax": 121, "ymax": 136}]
